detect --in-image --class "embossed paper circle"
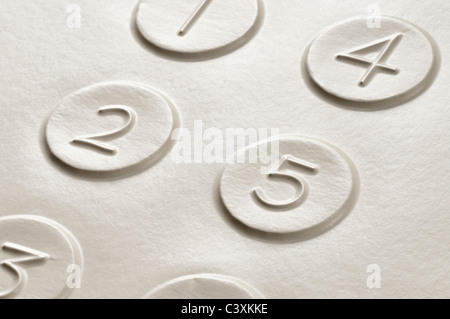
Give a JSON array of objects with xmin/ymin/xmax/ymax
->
[
  {"xmin": 45, "ymin": 82, "xmax": 175, "ymax": 173},
  {"xmin": 143, "ymin": 274, "xmax": 264, "ymax": 299},
  {"xmin": 0, "ymin": 215, "xmax": 83, "ymax": 299},
  {"xmin": 136, "ymin": 0, "xmax": 261, "ymax": 55},
  {"xmin": 306, "ymin": 16, "xmax": 436, "ymax": 102},
  {"xmin": 219, "ymin": 136, "xmax": 359, "ymax": 235}
]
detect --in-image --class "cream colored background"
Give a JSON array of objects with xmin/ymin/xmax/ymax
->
[{"xmin": 0, "ymin": 0, "xmax": 448, "ymax": 298}]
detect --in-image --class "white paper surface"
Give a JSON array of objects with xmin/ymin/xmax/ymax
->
[{"xmin": 0, "ymin": 0, "xmax": 448, "ymax": 298}]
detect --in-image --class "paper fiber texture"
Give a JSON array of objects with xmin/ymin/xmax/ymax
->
[{"xmin": 0, "ymin": 0, "xmax": 448, "ymax": 298}]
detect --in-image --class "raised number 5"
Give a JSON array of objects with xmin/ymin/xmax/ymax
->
[
  {"xmin": 253, "ymin": 155, "xmax": 319, "ymax": 208},
  {"xmin": 0, "ymin": 242, "xmax": 49, "ymax": 298}
]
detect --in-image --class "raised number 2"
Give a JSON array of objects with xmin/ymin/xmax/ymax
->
[
  {"xmin": 253, "ymin": 155, "xmax": 319, "ymax": 208},
  {"xmin": 72, "ymin": 105, "xmax": 137, "ymax": 155},
  {"xmin": 0, "ymin": 242, "xmax": 49, "ymax": 298}
]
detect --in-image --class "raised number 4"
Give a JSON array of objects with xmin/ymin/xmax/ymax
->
[
  {"xmin": 336, "ymin": 33, "xmax": 402, "ymax": 87},
  {"xmin": 0, "ymin": 242, "xmax": 49, "ymax": 298},
  {"xmin": 253, "ymin": 155, "xmax": 319, "ymax": 208}
]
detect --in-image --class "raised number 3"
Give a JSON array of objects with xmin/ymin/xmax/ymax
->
[
  {"xmin": 71, "ymin": 105, "xmax": 137, "ymax": 155},
  {"xmin": 253, "ymin": 155, "xmax": 319, "ymax": 208},
  {"xmin": 0, "ymin": 242, "xmax": 49, "ymax": 298}
]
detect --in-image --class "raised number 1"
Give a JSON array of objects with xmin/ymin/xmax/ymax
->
[{"xmin": 178, "ymin": 0, "xmax": 212, "ymax": 36}]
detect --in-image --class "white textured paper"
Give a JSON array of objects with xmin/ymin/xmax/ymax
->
[{"xmin": 0, "ymin": 0, "xmax": 449, "ymax": 298}]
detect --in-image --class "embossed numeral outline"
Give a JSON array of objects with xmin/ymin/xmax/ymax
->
[
  {"xmin": 178, "ymin": 0, "xmax": 212, "ymax": 36},
  {"xmin": 253, "ymin": 155, "xmax": 319, "ymax": 208},
  {"xmin": 0, "ymin": 242, "xmax": 49, "ymax": 298},
  {"xmin": 71, "ymin": 105, "xmax": 137, "ymax": 155},
  {"xmin": 336, "ymin": 33, "xmax": 403, "ymax": 87}
]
